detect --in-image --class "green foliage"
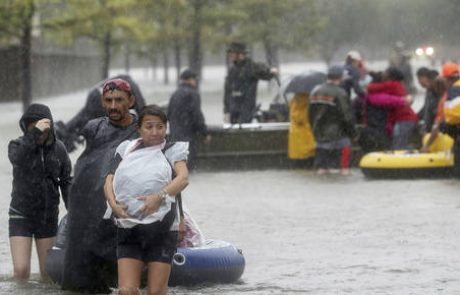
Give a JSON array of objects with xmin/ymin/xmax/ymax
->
[
  {"xmin": 231, "ymin": 0, "xmax": 320, "ymax": 51},
  {"xmin": 43, "ymin": 0, "xmax": 147, "ymax": 49},
  {"xmin": 0, "ymin": 0, "xmax": 34, "ymax": 46}
]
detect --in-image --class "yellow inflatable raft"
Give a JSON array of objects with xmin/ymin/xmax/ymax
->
[{"xmin": 360, "ymin": 134, "xmax": 454, "ymax": 178}]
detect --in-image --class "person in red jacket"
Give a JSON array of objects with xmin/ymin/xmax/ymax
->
[{"xmin": 367, "ymin": 67, "xmax": 419, "ymax": 149}]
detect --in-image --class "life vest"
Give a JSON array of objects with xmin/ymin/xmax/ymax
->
[{"xmin": 444, "ymin": 80, "xmax": 460, "ymax": 125}]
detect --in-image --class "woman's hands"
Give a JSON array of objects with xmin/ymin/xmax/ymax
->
[
  {"xmin": 137, "ymin": 194, "xmax": 163, "ymax": 218},
  {"xmin": 111, "ymin": 202, "xmax": 129, "ymax": 219}
]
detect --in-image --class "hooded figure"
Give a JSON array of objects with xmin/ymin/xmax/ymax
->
[
  {"xmin": 8, "ymin": 103, "xmax": 72, "ymax": 280},
  {"xmin": 9, "ymin": 104, "xmax": 72, "ymax": 220}
]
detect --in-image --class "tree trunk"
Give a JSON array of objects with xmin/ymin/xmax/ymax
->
[
  {"xmin": 150, "ymin": 52, "xmax": 158, "ymax": 80},
  {"xmin": 174, "ymin": 43, "xmax": 181, "ymax": 86},
  {"xmin": 124, "ymin": 43, "xmax": 131, "ymax": 74},
  {"xmin": 163, "ymin": 49, "xmax": 169, "ymax": 85},
  {"xmin": 189, "ymin": 0, "xmax": 203, "ymax": 79},
  {"xmin": 263, "ymin": 38, "xmax": 280, "ymax": 91},
  {"xmin": 263, "ymin": 39, "xmax": 279, "ymax": 69},
  {"xmin": 102, "ymin": 32, "xmax": 111, "ymax": 79},
  {"xmin": 20, "ymin": 3, "xmax": 34, "ymax": 112}
]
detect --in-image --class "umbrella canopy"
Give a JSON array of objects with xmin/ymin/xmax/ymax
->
[{"xmin": 283, "ymin": 71, "xmax": 326, "ymax": 99}]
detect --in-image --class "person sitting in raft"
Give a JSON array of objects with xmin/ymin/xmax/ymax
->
[
  {"xmin": 104, "ymin": 104, "xmax": 189, "ymax": 295},
  {"xmin": 420, "ymin": 77, "xmax": 449, "ymax": 153}
]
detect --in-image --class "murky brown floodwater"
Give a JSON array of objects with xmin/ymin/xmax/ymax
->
[{"xmin": 1, "ymin": 62, "xmax": 459, "ymax": 294}]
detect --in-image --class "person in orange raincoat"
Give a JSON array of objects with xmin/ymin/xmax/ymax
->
[{"xmin": 288, "ymin": 92, "xmax": 315, "ymax": 159}]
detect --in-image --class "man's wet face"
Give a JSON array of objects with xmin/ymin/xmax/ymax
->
[{"xmin": 101, "ymin": 89, "xmax": 133, "ymax": 124}]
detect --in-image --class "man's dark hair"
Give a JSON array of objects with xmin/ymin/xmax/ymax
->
[
  {"xmin": 180, "ymin": 69, "xmax": 197, "ymax": 80},
  {"xmin": 138, "ymin": 104, "xmax": 168, "ymax": 127}
]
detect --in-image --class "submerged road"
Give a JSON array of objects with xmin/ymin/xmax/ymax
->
[{"xmin": 1, "ymin": 61, "xmax": 458, "ymax": 294}]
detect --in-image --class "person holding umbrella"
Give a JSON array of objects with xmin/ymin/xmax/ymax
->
[{"xmin": 284, "ymin": 72, "xmax": 326, "ymax": 161}]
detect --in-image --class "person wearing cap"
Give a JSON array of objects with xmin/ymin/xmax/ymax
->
[
  {"xmin": 62, "ymin": 78, "xmax": 140, "ymax": 292},
  {"xmin": 440, "ymin": 62, "xmax": 460, "ymax": 177},
  {"xmin": 167, "ymin": 69, "xmax": 210, "ymax": 171},
  {"xmin": 224, "ymin": 41, "xmax": 278, "ymax": 124},
  {"xmin": 54, "ymin": 74, "xmax": 146, "ymax": 153},
  {"xmin": 342, "ymin": 51, "xmax": 367, "ymax": 124},
  {"xmin": 343, "ymin": 50, "xmax": 365, "ymax": 99},
  {"xmin": 8, "ymin": 103, "xmax": 72, "ymax": 280},
  {"xmin": 308, "ymin": 65, "xmax": 357, "ymax": 175}
]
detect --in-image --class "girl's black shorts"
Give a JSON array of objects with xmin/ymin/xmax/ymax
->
[
  {"xmin": 117, "ymin": 223, "xmax": 178, "ymax": 264},
  {"xmin": 9, "ymin": 214, "xmax": 58, "ymax": 239}
]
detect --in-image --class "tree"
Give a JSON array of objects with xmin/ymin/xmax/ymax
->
[
  {"xmin": 136, "ymin": 0, "xmax": 189, "ymax": 84},
  {"xmin": 232, "ymin": 0, "xmax": 320, "ymax": 68},
  {"xmin": 44, "ymin": 0, "xmax": 146, "ymax": 79},
  {"xmin": 0, "ymin": 0, "xmax": 36, "ymax": 111}
]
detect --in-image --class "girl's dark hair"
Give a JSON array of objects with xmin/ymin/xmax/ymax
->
[
  {"xmin": 416, "ymin": 67, "xmax": 438, "ymax": 80},
  {"xmin": 432, "ymin": 77, "xmax": 448, "ymax": 97},
  {"xmin": 369, "ymin": 71, "xmax": 383, "ymax": 83},
  {"xmin": 385, "ymin": 66, "xmax": 405, "ymax": 81},
  {"xmin": 138, "ymin": 104, "xmax": 168, "ymax": 127}
]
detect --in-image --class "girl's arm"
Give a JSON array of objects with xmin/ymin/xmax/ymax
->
[
  {"xmin": 138, "ymin": 160, "xmax": 189, "ymax": 217},
  {"xmin": 104, "ymin": 174, "xmax": 128, "ymax": 218}
]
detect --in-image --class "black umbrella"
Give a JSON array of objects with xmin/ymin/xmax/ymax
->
[{"xmin": 283, "ymin": 71, "xmax": 327, "ymax": 99}]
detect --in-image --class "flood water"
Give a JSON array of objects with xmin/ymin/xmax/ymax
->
[{"xmin": 1, "ymin": 62, "xmax": 459, "ymax": 294}]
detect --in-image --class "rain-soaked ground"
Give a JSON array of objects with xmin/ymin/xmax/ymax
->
[{"xmin": 1, "ymin": 62, "xmax": 459, "ymax": 294}]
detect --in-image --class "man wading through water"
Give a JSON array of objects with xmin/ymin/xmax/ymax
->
[{"xmin": 62, "ymin": 78, "xmax": 139, "ymax": 293}]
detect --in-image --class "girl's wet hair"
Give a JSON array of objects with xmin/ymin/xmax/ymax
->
[
  {"xmin": 432, "ymin": 77, "xmax": 448, "ymax": 97},
  {"xmin": 416, "ymin": 67, "xmax": 439, "ymax": 80},
  {"xmin": 138, "ymin": 104, "xmax": 168, "ymax": 127},
  {"xmin": 385, "ymin": 66, "xmax": 405, "ymax": 81}
]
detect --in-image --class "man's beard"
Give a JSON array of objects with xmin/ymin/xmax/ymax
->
[{"xmin": 108, "ymin": 110, "xmax": 123, "ymax": 121}]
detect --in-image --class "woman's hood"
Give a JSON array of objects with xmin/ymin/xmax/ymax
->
[{"xmin": 19, "ymin": 103, "xmax": 55, "ymax": 145}]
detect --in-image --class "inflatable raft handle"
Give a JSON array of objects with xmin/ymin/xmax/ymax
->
[{"xmin": 173, "ymin": 252, "xmax": 186, "ymax": 266}]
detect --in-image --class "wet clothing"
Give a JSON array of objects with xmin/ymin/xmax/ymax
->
[
  {"xmin": 117, "ymin": 227, "xmax": 178, "ymax": 263},
  {"xmin": 309, "ymin": 82, "xmax": 356, "ymax": 143},
  {"xmin": 309, "ymin": 82, "xmax": 355, "ymax": 170},
  {"xmin": 105, "ymin": 139, "xmax": 187, "ymax": 229},
  {"xmin": 62, "ymin": 116, "xmax": 138, "ymax": 293},
  {"xmin": 418, "ymin": 89, "xmax": 440, "ymax": 133},
  {"xmin": 443, "ymin": 80, "xmax": 460, "ymax": 178},
  {"xmin": 360, "ymin": 92, "xmax": 406, "ymax": 152},
  {"xmin": 224, "ymin": 58, "xmax": 275, "ymax": 123},
  {"xmin": 367, "ymin": 81, "xmax": 418, "ymax": 135},
  {"xmin": 288, "ymin": 93, "xmax": 315, "ymax": 159},
  {"xmin": 342, "ymin": 64, "xmax": 365, "ymax": 99},
  {"xmin": 168, "ymin": 84, "xmax": 207, "ymax": 170},
  {"xmin": 9, "ymin": 212, "xmax": 58, "ymax": 238},
  {"xmin": 8, "ymin": 104, "xmax": 71, "ymax": 232},
  {"xmin": 56, "ymin": 75, "xmax": 145, "ymax": 152}
]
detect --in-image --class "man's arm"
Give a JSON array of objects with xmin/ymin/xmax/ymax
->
[
  {"xmin": 337, "ymin": 90, "xmax": 357, "ymax": 138},
  {"xmin": 58, "ymin": 142, "xmax": 73, "ymax": 209},
  {"xmin": 223, "ymin": 74, "xmax": 231, "ymax": 122},
  {"xmin": 252, "ymin": 61, "xmax": 277, "ymax": 81},
  {"xmin": 191, "ymin": 92, "xmax": 208, "ymax": 136}
]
